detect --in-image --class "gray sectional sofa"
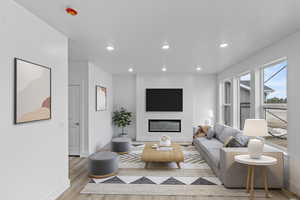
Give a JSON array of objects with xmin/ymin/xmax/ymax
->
[{"xmin": 193, "ymin": 124, "xmax": 284, "ymax": 188}]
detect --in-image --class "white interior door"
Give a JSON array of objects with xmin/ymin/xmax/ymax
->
[{"xmin": 68, "ymin": 85, "xmax": 81, "ymax": 156}]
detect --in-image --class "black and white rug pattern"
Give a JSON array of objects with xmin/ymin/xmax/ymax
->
[
  {"xmin": 90, "ymin": 175, "xmax": 221, "ymax": 186},
  {"xmin": 119, "ymin": 144, "xmax": 210, "ymax": 169}
]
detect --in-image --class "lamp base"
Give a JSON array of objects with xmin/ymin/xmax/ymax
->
[{"xmin": 248, "ymin": 139, "xmax": 264, "ymax": 159}]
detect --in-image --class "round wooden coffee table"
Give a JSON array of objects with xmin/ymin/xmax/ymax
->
[{"xmin": 234, "ymin": 155, "xmax": 277, "ymax": 200}]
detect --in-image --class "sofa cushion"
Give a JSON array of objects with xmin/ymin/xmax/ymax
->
[
  {"xmin": 196, "ymin": 137, "xmax": 224, "ymax": 150},
  {"xmin": 206, "ymin": 127, "xmax": 215, "ymax": 139},
  {"xmin": 218, "ymin": 126, "xmax": 241, "ymax": 143},
  {"xmin": 195, "ymin": 137, "xmax": 222, "ymax": 169},
  {"xmin": 214, "ymin": 124, "xmax": 225, "ymax": 140},
  {"xmin": 214, "ymin": 124, "xmax": 225, "ymax": 138},
  {"xmin": 207, "ymin": 148, "xmax": 221, "ymax": 168}
]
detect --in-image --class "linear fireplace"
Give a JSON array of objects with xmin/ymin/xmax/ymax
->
[{"xmin": 148, "ymin": 119, "xmax": 181, "ymax": 132}]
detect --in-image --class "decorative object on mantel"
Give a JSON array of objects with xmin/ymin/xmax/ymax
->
[
  {"xmin": 112, "ymin": 107, "xmax": 132, "ymax": 137},
  {"xmin": 159, "ymin": 135, "xmax": 171, "ymax": 146},
  {"xmin": 96, "ymin": 85, "xmax": 107, "ymax": 111},
  {"xmin": 243, "ymin": 119, "xmax": 269, "ymax": 159},
  {"xmin": 14, "ymin": 58, "xmax": 51, "ymax": 124}
]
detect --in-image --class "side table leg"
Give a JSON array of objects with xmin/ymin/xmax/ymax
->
[
  {"xmin": 250, "ymin": 166, "xmax": 255, "ymax": 200},
  {"xmin": 263, "ymin": 167, "xmax": 272, "ymax": 198},
  {"xmin": 246, "ymin": 166, "xmax": 251, "ymax": 193}
]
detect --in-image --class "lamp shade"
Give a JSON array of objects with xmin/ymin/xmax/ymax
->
[{"xmin": 243, "ymin": 119, "xmax": 268, "ymax": 137}]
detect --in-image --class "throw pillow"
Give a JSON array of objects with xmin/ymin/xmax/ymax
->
[
  {"xmin": 194, "ymin": 126, "xmax": 202, "ymax": 136},
  {"xmin": 235, "ymin": 133, "xmax": 250, "ymax": 147},
  {"xmin": 206, "ymin": 127, "xmax": 215, "ymax": 139},
  {"xmin": 200, "ymin": 125, "xmax": 210, "ymax": 134},
  {"xmin": 219, "ymin": 126, "xmax": 241, "ymax": 143},
  {"xmin": 223, "ymin": 136, "xmax": 243, "ymax": 147}
]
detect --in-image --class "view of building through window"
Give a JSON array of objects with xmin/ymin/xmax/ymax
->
[
  {"xmin": 239, "ymin": 73, "xmax": 251, "ymax": 129},
  {"xmin": 263, "ymin": 60, "xmax": 288, "ymax": 148}
]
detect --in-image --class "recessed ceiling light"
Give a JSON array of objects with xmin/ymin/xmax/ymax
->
[
  {"xmin": 162, "ymin": 67, "xmax": 167, "ymax": 72},
  {"xmin": 106, "ymin": 45, "xmax": 114, "ymax": 51},
  {"xmin": 128, "ymin": 67, "xmax": 133, "ymax": 72},
  {"xmin": 162, "ymin": 43, "xmax": 170, "ymax": 50},
  {"xmin": 196, "ymin": 66, "xmax": 202, "ymax": 71},
  {"xmin": 219, "ymin": 43, "xmax": 228, "ymax": 48}
]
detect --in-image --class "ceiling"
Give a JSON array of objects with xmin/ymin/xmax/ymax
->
[{"xmin": 15, "ymin": 0, "xmax": 300, "ymax": 74}]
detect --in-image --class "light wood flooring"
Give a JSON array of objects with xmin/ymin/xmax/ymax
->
[{"xmin": 55, "ymin": 156, "xmax": 297, "ymax": 200}]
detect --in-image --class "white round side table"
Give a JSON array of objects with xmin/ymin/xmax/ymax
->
[{"xmin": 234, "ymin": 155, "xmax": 277, "ymax": 200}]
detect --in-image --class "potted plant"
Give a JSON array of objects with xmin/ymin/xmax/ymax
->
[{"xmin": 112, "ymin": 107, "xmax": 132, "ymax": 137}]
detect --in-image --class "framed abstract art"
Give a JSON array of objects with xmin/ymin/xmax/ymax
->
[
  {"xmin": 14, "ymin": 58, "xmax": 51, "ymax": 124},
  {"xmin": 96, "ymin": 85, "xmax": 107, "ymax": 111}
]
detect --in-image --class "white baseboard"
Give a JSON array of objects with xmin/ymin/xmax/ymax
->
[{"xmin": 42, "ymin": 178, "xmax": 70, "ymax": 200}]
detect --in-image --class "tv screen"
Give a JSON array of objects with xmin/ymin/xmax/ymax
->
[{"xmin": 146, "ymin": 89, "xmax": 183, "ymax": 111}]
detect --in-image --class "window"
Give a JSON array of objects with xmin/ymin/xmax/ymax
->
[
  {"xmin": 262, "ymin": 59, "xmax": 287, "ymax": 148},
  {"xmin": 239, "ymin": 73, "xmax": 251, "ymax": 129},
  {"xmin": 223, "ymin": 81, "xmax": 232, "ymax": 126}
]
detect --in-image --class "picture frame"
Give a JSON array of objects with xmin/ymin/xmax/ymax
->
[
  {"xmin": 96, "ymin": 85, "xmax": 107, "ymax": 111},
  {"xmin": 14, "ymin": 58, "xmax": 52, "ymax": 124}
]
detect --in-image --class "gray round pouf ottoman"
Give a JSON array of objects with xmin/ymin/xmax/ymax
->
[
  {"xmin": 88, "ymin": 151, "xmax": 119, "ymax": 178},
  {"xmin": 111, "ymin": 137, "xmax": 131, "ymax": 154}
]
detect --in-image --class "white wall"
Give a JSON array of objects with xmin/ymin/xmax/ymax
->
[
  {"xmin": 68, "ymin": 61, "xmax": 89, "ymax": 156},
  {"xmin": 88, "ymin": 62, "xmax": 113, "ymax": 153},
  {"xmin": 0, "ymin": 1, "xmax": 69, "ymax": 200},
  {"xmin": 113, "ymin": 75, "xmax": 136, "ymax": 139},
  {"xmin": 133, "ymin": 73, "xmax": 216, "ymax": 142},
  {"xmin": 193, "ymin": 74, "xmax": 217, "ymax": 126},
  {"xmin": 217, "ymin": 30, "xmax": 300, "ymax": 196}
]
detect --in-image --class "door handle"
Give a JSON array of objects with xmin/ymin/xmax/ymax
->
[{"xmin": 75, "ymin": 122, "xmax": 80, "ymax": 126}]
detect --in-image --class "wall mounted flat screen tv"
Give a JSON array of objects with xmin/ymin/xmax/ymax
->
[{"xmin": 146, "ymin": 88, "xmax": 183, "ymax": 112}]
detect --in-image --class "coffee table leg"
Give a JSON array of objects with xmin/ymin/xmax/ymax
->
[
  {"xmin": 176, "ymin": 162, "xmax": 181, "ymax": 169},
  {"xmin": 263, "ymin": 167, "xmax": 272, "ymax": 198},
  {"xmin": 145, "ymin": 162, "xmax": 149, "ymax": 169},
  {"xmin": 246, "ymin": 166, "xmax": 251, "ymax": 193},
  {"xmin": 250, "ymin": 166, "xmax": 255, "ymax": 200}
]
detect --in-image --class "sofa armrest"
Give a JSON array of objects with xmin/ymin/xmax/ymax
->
[{"xmin": 219, "ymin": 146, "xmax": 284, "ymax": 188}]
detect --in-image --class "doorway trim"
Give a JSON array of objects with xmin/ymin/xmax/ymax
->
[{"xmin": 69, "ymin": 83, "xmax": 84, "ymax": 156}]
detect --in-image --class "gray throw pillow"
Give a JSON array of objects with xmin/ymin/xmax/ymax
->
[
  {"xmin": 224, "ymin": 136, "xmax": 244, "ymax": 147},
  {"xmin": 214, "ymin": 124, "xmax": 225, "ymax": 140},
  {"xmin": 235, "ymin": 133, "xmax": 250, "ymax": 147},
  {"xmin": 218, "ymin": 126, "xmax": 241, "ymax": 143},
  {"xmin": 206, "ymin": 127, "xmax": 215, "ymax": 139}
]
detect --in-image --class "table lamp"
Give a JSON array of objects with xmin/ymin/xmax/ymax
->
[{"xmin": 243, "ymin": 119, "xmax": 269, "ymax": 159}]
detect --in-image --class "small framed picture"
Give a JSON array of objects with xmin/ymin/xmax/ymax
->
[{"xmin": 96, "ymin": 85, "xmax": 107, "ymax": 111}]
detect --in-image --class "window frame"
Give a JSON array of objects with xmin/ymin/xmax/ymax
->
[
  {"xmin": 260, "ymin": 57, "xmax": 287, "ymax": 110},
  {"xmin": 259, "ymin": 57, "xmax": 288, "ymax": 151},
  {"xmin": 237, "ymin": 71, "xmax": 252, "ymax": 130},
  {"xmin": 222, "ymin": 79, "xmax": 233, "ymax": 126}
]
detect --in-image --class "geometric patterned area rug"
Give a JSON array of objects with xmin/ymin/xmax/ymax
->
[
  {"xmin": 89, "ymin": 175, "xmax": 222, "ymax": 185},
  {"xmin": 81, "ymin": 143, "xmax": 227, "ymax": 196},
  {"xmin": 119, "ymin": 144, "xmax": 210, "ymax": 169}
]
